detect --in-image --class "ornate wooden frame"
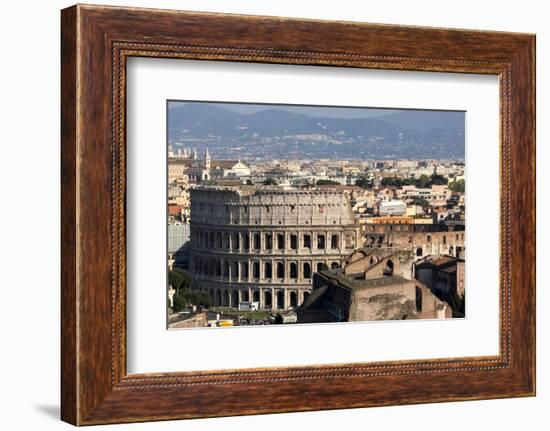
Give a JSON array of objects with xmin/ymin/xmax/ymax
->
[{"xmin": 61, "ymin": 4, "xmax": 536, "ymax": 425}]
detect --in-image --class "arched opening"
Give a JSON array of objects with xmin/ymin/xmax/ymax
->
[
  {"xmin": 277, "ymin": 291, "xmax": 285, "ymax": 309},
  {"xmin": 253, "ymin": 261, "xmax": 260, "ymax": 279},
  {"xmin": 241, "ymin": 290, "xmax": 249, "ymax": 302},
  {"xmin": 232, "ymin": 261, "xmax": 239, "ymax": 279},
  {"xmin": 290, "ymin": 291, "xmax": 298, "ymax": 308},
  {"xmin": 331, "ymin": 234, "xmax": 339, "ymax": 249},
  {"xmin": 241, "ymin": 262, "xmax": 249, "ymax": 279},
  {"xmin": 303, "ymin": 292, "xmax": 310, "ymax": 302},
  {"xmin": 223, "ymin": 261, "xmax": 230, "ymax": 278},
  {"xmin": 233, "ymin": 233, "xmax": 240, "ymax": 250},
  {"xmin": 290, "ymin": 262, "xmax": 298, "ymax": 279},
  {"xmin": 252, "ymin": 290, "xmax": 260, "ymax": 303},
  {"xmin": 265, "ymin": 233, "xmax": 273, "ymax": 250},
  {"xmin": 317, "ymin": 234, "xmax": 325, "ymax": 249},
  {"xmin": 416, "ymin": 247, "xmax": 423, "ymax": 257},
  {"xmin": 331, "ymin": 262, "xmax": 339, "ymax": 269},
  {"xmin": 277, "ymin": 262, "xmax": 284, "ymax": 279},
  {"xmin": 230, "ymin": 290, "xmax": 238, "ymax": 308},
  {"xmin": 264, "ymin": 262, "xmax": 272, "ymax": 279},
  {"xmin": 449, "ymin": 246, "xmax": 454, "ymax": 256},
  {"xmin": 277, "ymin": 233, "xmax": 285, "ymax": 249},
  {"xmin": 303, "ymin": 262, "xmax": 311, "ymax": 279},
  {"xmin": 383, "ymin": 259, "xmax": 394, "ymax": 276},
  {"xmin": 264, "ymin": 291, "xmax": 272, "ymax": 309},
  {"xmin": 415, "ymin": 286, "xmax": 423, "ymax": 312},
  {"xmin": 215, "ymin": 290, "xmax": 221, "ymax": 306},
  {"xmin": 290, "ymin": 234, "xmax": 298, "ymax": 250},
  {"xmin": 223, "ymin": 290, "xmax": 230, "ymax": 307}
]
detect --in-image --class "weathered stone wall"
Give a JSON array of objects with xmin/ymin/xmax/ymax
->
[
  {"xmin": 349, "ymin": 278, "xmax": 418, "ymax": 321},
  {"xmin": 362, "ymin": 223, "xmax": 465, "ymax": 259}
]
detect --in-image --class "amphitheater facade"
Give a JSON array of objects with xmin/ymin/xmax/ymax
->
[{"xmin": 189, "ymin": 186, "xmax": 360, "ymax": 310}]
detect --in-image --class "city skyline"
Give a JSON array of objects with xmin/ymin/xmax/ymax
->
[
  {"xmin": 168, "ymin": 101, "xmax": 465, "ymax": 161},
  {"xmin": 166, "ymin": 101, "xmax": 466, "ymax": 330}
]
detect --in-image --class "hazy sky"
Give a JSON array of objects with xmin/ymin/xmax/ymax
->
[{"xmin": 168, "ymin": 100, "xmax": 436, "ymax": 119}]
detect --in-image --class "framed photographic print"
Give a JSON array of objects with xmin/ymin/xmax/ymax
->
[{"xmin": 61, "ymin": 4, "xmax": 536, "ymax": 425}]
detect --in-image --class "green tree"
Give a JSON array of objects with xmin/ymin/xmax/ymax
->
[
  {"xmin": 355, "ymin": 175, "xmax": 373, "ymax": 189},
  {"xmin": 449, "ymin": 179, "xmax": 465, "ymax": 193},
  {"xmin": 263, "ymin": 177, "xmax": 278, "ymax": 186},
  {"xmin": 410, "ymin": 197, "xmax": 430, "ymax": 208},
  {"xmin": 416, "ymin": 174, "xmax": 432, "ymax": 188},
  {"xmin": 168, "ymin": 269, "xmax": 192, "ymax": 295},
  {"xmin": 430, "ymin": 173, "xmax": 448, "ymax": 185},
  {"xmin": 316, "ymin": 179, "xmax": 340, "ymax": 186}
]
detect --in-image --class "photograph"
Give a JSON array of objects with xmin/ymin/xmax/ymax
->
[{"xmin": 166, "ymin": 101, "xmax": 466, "ymax": 329}]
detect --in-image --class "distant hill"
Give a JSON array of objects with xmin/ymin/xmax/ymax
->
[
  {"xmin": 377, "ymin": 110, "xmax": 464, "ymax": 132},
  {"xmin": 168, "ymin": 103, "xmax": 465, "ymax": 159}
]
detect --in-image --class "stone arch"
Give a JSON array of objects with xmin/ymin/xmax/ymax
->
[
  {"xmin": 289, "ymin": 291, "xmax": 298, "ymax": 308},
  {"xmin": 230, "ymin": 290, "xmax": 238, "ymax": 308},
  {"xmin": 303, "ymin": 262, "xmax": 312, "ymax": 279},
  {"xmin": 383, "ymin": 259, "xmax": 394, "ymax": 276},
  {"xmin": 277, "ymin": 261, "xmax": 284, "ymax": 279},
  {"xmin": 253, "ymin": 261, "xmax": 260, "ymax": 279},
  {"xmin": 416, "ymin": 247, "xmax": 423, "ymax": 257},
  {"xmin": 415, "ymin": 286, "xmax": 423, "ymax": 312},
  {"xmin": 265, "ymin": 261, "xmax": 272, "ymax": 278},
  {"xmin": 264, "ymin": 290, "xmax": 272, "ymax": 309},
  {"xmin": 290, "ymin": 262, "xmax": 298, "ymax": 279},
  {"xmin": 252, "ymin": 290, "xmax": 260, "ymax": 303},
  {"xmin": 276, "ymin": 290, "xmax": 285, "ymax": 309}
]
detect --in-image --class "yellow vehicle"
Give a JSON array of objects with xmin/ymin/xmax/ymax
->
[{"xmin": 218, "ymin": 320, "xmax": 234, "ymax": 327}]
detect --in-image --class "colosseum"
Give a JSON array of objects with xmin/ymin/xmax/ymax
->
[{"xmin": 188, "ymin": 186, "xmax": 360, "ymax": 310}]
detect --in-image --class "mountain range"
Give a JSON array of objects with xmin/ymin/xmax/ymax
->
[{"xmin": 168, "ymin": 103, "xmax": 465, "ymax": 159}]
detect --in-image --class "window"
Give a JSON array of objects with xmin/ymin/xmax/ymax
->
[
  {"xmin": 254, "ymin": 233, "xmax": 261, "ymax": 250},
  {"xmin": 290, "ymin": 262, "xmax": 298, "ymax": 279},
  {"xmin": 265, "ymin": 233, "xmax": 273, "ymax": 250},
  {"xmin": 277, "ymin": 262, "xmax": 284, "ymax": 278},
  {"xmin": 243, "ymin": 233, "xmax": 249, "ymax": 250},
  {"xmin": 317, "ymin": 234, "xmax": 325, "ymax": 249},
  {"xmin": 303, "ymin": 262, "xmax": 311, "ymax": 279},
  {"xmin": 383, "ymin": 259, "xmax": 394, "ymax": 276},
  {"xmin": 241, "ymin": 262, "xmax": 249, "ymax": 279},
  {"xmin": 303, "ymin": 234, "xmax": 311, "ymax": 249},
  {"xmin": 277, "ymin": 233, "xmax": 285, "ymax": 249},
  {"xmin": 265, "ymin": 262, "xmax": 272, "ymax": 279},
  {"xmin": 252, "ymin": 262, "xmax": 260, "ymax": 279},
  {"xmin": 290, "ymin": 234, "xmax": 298, "ymax": 250},
  {"xmin": 331, "ymin": 234, "xmax": 338, "ymax": 249}
]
